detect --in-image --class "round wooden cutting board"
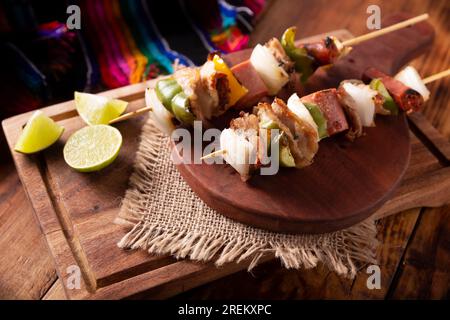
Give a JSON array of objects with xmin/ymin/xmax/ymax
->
[
  {"xmin": 174, "ymin": 13, "xmax": 432, "ymax": 234},
  {"xmin": 175, "ymin": 114, "xmax": 411, "ymax": 234}
]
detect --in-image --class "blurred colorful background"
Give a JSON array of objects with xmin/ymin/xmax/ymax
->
[{"xmin": 0, "ymin": 0, "xmax": 265, "ymax": 122}]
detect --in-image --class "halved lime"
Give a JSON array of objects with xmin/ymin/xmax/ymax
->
[
  {"xmin": 14, "ymin": 110, "xmax": 64, "ymax": 154},
  {"xmin": 63, "ymin": 125, "xmax": 122, "ymax": 172},
  {"xmin": 75, "ymin": 92, "xmax": 128, "ymax": 125}
]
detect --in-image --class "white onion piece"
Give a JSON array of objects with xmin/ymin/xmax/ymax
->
[
  {"xmin": 395, "ymin": 66, "xmax": 430, "ymax": 101},
  {"xmin": 341, "ymin": 83, "xmax": 377, "ymax": 127},
  {"xmin": 220, "ymin": 129, "xmax": 257, "ymax": 179},
  {"xmin": 287, "ymin": 93, "xmax": 319, "ymax": 141},
  {"xmin": 145, "ymin": 88, "xmax": 176, "ymax": 136},
  {"xmin": 250, "ymin": 44, "xmax": 289, "ymax": 95}
]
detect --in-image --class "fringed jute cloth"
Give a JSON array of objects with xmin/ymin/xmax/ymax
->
[{"xmin": 115, "ymin": 119, "xmax": 379, "ymax": 278}]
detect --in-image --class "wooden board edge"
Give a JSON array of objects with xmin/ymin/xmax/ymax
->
[
  {"xmin": 87, "ymin": 256, "xmax": 274, "ymax": 299},
  {"xmin": 1, "ymin": 80, "xmax": 154, "ymax": 130},
  {"xmin": 374, "ymin": 166, "xmax": 450, "ymax": 219},
  {"xmin": 42, "ymin": 278, "xmax": 67, "ymax": 300},
  {"xmin": 1, "ymin": 121, "xmax": 98, "ymax": 298}
]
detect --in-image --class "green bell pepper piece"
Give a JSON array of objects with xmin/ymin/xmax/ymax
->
[
  {"xmin": 281, "ymin": 27, "xmax": 315, "ymax": 82},
  {"xmin": 171, "ymin": 92, "xmax": 195, "ymax": 125},
  {"xmin": 279, "ymin": 144, "xmax": 296, "ymax": 167},
  {"xmin": 270, "ymin": 131, "xmax": 295, "ymax": 167},
  {"xmin": 157, "ymin": 78, "xmax": 177, "ymax": 89},
  {"xmin": 370, "ymin": 78, "xmax": 399, "ymax": 115},
  {"xmin": 259, "ymin": 119, "xmax": 296, "ymax": 167},
  {"xmin": 303, "ymin": 102, "xmax": 328, "ymax": 139},
  {"xmin": 260, "ymin": 119, "xmax": 279, "ymax": 130},
  {"xmin": 155, "ymin": 78, "xmax": 182, "ymax": 112}
]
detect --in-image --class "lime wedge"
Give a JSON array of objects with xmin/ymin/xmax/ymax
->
[
  {"xmin": 75, "ymin": 92, "xmax": 128, "ymax": 125},
  {"xmin": 63, "ymin": 125, "xmax": 122, "ymax": 172},
  {"xmin": 14, "ymin": 110, "xmax": 64, "ymax": 154}
]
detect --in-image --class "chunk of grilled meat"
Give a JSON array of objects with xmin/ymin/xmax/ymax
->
[
  {"xmin": 363, "ymin": 67, "xmax": 424, "ymax": 113},
  {"xmin": 300, "ymin": 36, "xmax": 343, "ymax": 66},
  {"xmin": 301, "ymin": 88, "xmax": 349, "ymax": 136},
  {"xmin": 256, "ymin": 99, "xmax": 319, "ymax": 168},
  {"xmin": 337, "ymin": 81, "xmax": 364, "ymax": 140},
  {"xmin": 174, "ymin": 67, "xmax": 216, "ymax": 121},
  {"xmin": 231, "ymin": 60, "xmax": 269, "ymax": 109},
  {"xmin": 200, "ymin": 61, "xmax": 230, "ymax": 117},
  {"xmin": 230, "ymin": 111, "xmax": 259, "ymax": 132},
  {"xmin": 265, "ymin": 38, "xmax": 295, "ymax": 74}
]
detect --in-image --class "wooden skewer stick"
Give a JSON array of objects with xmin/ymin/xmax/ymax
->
[
  {"xmin": 423, "ymin": 68, "xmax": 450, "ymax": 85},
  {"xmin": 110, "ymin": 14, "xmax": 429, "ymax": 126},
  {"xmin": 342, "ymin": 13, "xmax": 429, "ymax": 47},
  {"xmin": 109, "ymin": 106, "xmax": 152, "ymax": 124},
  {"xmin": 112, "ymin": 66, "xmax": 448, "ymax": 127},
  {"xmin": 201, "ymin": 131, "xmax": 285, "ymax": 160},
  {"xmin": 200, "ymin": 149, "xmax": 227, "ymax": 160}
]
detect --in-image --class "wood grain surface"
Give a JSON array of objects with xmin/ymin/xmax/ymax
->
[
  {"xmin": 0, "ymin": 0, "xmax": 448, "ymax": 299},
  {"xmin": 0, "ymin": 161, "xmax": 57, "ymax": 299}
]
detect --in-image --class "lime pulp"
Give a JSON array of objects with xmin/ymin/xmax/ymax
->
[
  {"xmin": 75, "ymin": 92, "xmax": 128, "ymax": 125},
  {"xmin": 63, "ymin": 124, "xmax": 122, "ymax": 172}
]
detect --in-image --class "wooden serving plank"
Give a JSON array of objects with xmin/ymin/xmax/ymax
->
[
  {"xmin": 175, "ymin": 114, "xmax": 411, "ymax": 234},
  {"xmin": 3, "ymin": 27, "xmax": 449, "ymax": 300}
]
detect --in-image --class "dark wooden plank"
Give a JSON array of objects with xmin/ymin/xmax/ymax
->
[
  {"xmin": 374, "ymin": 167, "xmax": 450, "ymax": 219},
  {"xmin": 395, "ymin": 0, "xmax": 450, "ymax": 298},
  {"xmin": 388, "ymin": 206, "xmax": 449, "ymax": 299},
  {"xmin": 404, "ymin": 134, "xmax": 442, "ymax": 180},
  {"xmin": 174, "ymin": 208, "xmax": 421, "ymax": 300},
  {"xmin": 408, "ymin": 112, "xmax": 450, "ymax": 165}
]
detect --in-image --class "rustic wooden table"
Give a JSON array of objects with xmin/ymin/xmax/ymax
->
[{"xmin": 0, "ymin": 0, "xmax": 448, "ymax": 299}]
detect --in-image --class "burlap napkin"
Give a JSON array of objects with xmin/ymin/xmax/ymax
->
[{"xmin": 115, "ymin": 119, "xmax": 378, "ymax": 278}]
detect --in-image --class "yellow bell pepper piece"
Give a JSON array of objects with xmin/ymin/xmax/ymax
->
[{"xmin": 212, "ymin": 54, "xmax": 248, "ymax": 106}]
